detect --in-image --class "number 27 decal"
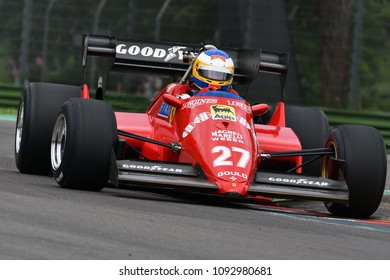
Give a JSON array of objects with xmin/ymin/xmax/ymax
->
[{"xmin": 212, "ymin": 146, "xmax": 250, "ymax": 168}]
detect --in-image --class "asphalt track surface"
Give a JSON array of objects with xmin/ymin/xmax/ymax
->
[{"xmin": 1, "ymin": 119, "xmax": 389, "ymax": 259}]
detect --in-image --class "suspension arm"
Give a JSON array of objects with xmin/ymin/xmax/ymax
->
[
  {"xmin": 261, "ymin": 148, "xmax": 334, "ymax": 159},
  {"xmin": 117, "ymin": 130, "xmax": 181, "ymax": 152}
]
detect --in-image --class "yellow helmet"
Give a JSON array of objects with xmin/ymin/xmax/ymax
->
[{"xmin": 192, "ymin": 49, "xmax": 234, "ymax": 90}]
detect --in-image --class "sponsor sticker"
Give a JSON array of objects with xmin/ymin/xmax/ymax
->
[
  {"xmin": 116, "ymin": 44, "xmax": 191, "ymax": 62},
  {"xmin": 165, "ymin": 83, "xmax": 177, "ymax": 94},
  {"xmin": 210, "ymin": 105, "xmax": 236, "ymax": 121},
  {"xmin": 217, "ymin": 171, "xmax": 248, "ymax": 180},
  {"xmin": 227, "ymin": 100, "xmax": 251, "ymax": 113},
  {"xmin": 176, "ymin": 93, "xmax": 191, "ymax": 100},
  {"xmin": 211, "ymin": 130, "xmax": 244, "ymax": 143},
  {"xmin": 268, "ymin": 177, "xmax": 329, "ymax": 186},
  {"xmin": 182, "ymin": 98, "xmax": 218, "ymax": 110},
  {"xmin": 164, "ymin": 46, "xmax": 188, "ymax": 62},
  {"xmin": 158, "ymin": 102, "xmax": 172, "ymax": 118},
  {"xmin": 121, "ymin": 163, "xmax": 183, "ymax": 173},
  {"xmin": 168, "ymin": 107, "xmax": 176, "ymax": 124}
]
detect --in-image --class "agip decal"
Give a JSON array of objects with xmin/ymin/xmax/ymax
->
[{"xmin": 210, "ymin": 105, "xmax": 236, "ymax": 121}]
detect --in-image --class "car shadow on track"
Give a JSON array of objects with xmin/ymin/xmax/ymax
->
[
  {"xmin": 110, "ymin": 184, "xmax": 255, "ymax": 210},
  {"xmin": 107, "ymin": 184, "xmax": 390, "ymax": 224},
  {"xmin": 107, "ymin": 184, "xmax": 335, "ymax": 217}
]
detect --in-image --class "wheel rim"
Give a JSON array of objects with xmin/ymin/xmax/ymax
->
[
  {"xmin": 321, "ymin": 141, "xmax": 337, "ymax": 178},
  {"xmin": 15, "ymin": 100, "xmax": 24, "ymax": 154},
  {"xmin": 321, "ymin": 141, "xmax": 338, "ymax": 209},
  {"xmin": 51, "ymin": 114, "xmax": 67, "ymax": 170}
]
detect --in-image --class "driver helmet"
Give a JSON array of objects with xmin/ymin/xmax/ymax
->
[{"xmin": 192, "ymin": 49, "xmax": 234, "ymax": 91}]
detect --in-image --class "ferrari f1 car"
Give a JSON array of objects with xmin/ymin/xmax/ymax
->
[{"xmin": 15, "ymin": 34, "xmax": 387, "ymax": 218}]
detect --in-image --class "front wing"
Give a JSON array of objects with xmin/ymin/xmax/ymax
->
[{"xmin": 112, "ymin": 160, "xmax": 349, "ymax": 202}]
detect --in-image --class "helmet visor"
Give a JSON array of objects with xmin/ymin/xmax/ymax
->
[{"xmin": 198, "ymin": 69, "xmax": 233, "ymax": 81}]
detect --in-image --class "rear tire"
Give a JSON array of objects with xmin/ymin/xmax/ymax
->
[
  {"xmin": 15, "ymin": 83, "xmax": 80, "ymax": 175},
  {"xmin": 285, "ymin": 106, "xmax": 329, "ymax": 175},
  {"xmin": 322, "ymin": 125, "xmax": 387, "ymax": 218},
  {"xmin": 51, "ymin": 98, "xmax": 117, "ymax": 191}
]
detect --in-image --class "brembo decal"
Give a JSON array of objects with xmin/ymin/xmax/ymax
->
[{"xmin": 210, "ymin": 105, "xmax": 236, "ymax": 121}]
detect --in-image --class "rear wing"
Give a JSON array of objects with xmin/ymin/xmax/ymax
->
[{"xmin": 82, "ymin": 34, "xmax": 289, "ymax": 99}]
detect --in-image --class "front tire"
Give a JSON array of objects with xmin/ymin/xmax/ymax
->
[
  {"xmin": 51, "ymin": 98, "xmax": 117, "ymax": 191},
  {"xmin": 15, "ymin": 83, "xmax": 80, "ymax": 175},
  {"xmin": 322, "ymin": 125, "xmax": 387, "ymax": 218}
]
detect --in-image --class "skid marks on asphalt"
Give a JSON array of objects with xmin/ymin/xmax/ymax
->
[{"xmin": 248, "ymin": 197, "xmax": 390, "ymax": 232}]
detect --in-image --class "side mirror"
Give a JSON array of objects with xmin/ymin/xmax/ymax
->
[
  {"xmin": 162, "ymin": 94, "xmax": 183, "ymax": 108},
  {"xmin": 251, "ymin": 103, "xmax": 269, "ymax": 116}
]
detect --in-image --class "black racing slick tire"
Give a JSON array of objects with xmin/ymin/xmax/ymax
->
[
  {"xmin": 51, "ymin": 98, "xmax": 117, "ymax": 191},
  {"xmin": 285, "ymin": 106, "xmax": 329, "ymax": 176},
  {"xmin": 322, "ymin": 125, "xmax": 387, "ymax": 218},
  {"xmin": 15, "ymin": 83, "xmax": 80, "ymax": 175}
]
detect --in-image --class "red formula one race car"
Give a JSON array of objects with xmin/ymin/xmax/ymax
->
[{"xmin": 15, "ymin": 34, "xmax": 387, "ymax": 218}]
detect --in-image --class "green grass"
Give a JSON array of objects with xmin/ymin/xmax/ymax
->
[
  {"xmin": 0, "ymin": 85, "xmax": 21, "ymax": 115},
  {"xmin": 0, "ymin": 107, "xmax": 17, "ymax": 116}
]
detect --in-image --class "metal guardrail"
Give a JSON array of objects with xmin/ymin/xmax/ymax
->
[{"xmin": 1, "ymin": 84, "xmax": 389, "ymax": 149}]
